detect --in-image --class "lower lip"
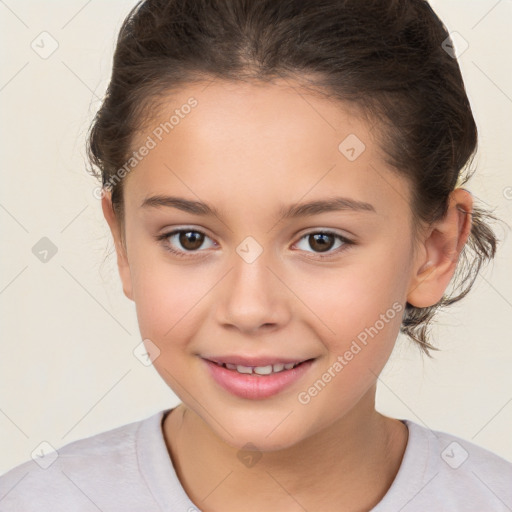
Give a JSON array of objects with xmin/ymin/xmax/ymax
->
[{"xmin": 203, "ymin": 359, "xmax": 315, "ymax": 400}]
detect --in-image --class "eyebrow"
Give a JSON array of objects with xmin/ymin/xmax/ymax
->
[{"xmin": 140, "ymin": 195, "xmax": 376, "ymax": 218}]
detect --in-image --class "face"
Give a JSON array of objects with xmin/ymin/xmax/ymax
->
[{"xmin": 105, "ymin": 79, "xmax": 426, "ymax": 451}]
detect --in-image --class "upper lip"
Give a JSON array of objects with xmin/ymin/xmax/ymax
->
[{"xmin": 203, "ymin": 355, "xmax": 314, "ymax": 367}]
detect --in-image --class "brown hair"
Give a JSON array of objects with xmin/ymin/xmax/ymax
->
[{"xmin": 86, "ymin": 0, "xmax": 498, "ymax": 356}]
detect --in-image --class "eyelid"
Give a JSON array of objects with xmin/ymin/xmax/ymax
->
[
  {"xmin": 295, "ymin": 226, "xmax": 354, "ymax": 241},
  {"xmin": 157, "ymin": 226, "xmax": 212, "ymax": 239}
]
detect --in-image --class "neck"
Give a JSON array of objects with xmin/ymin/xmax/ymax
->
[{"xmin": 162, "ymin": 387, "xmax": 408, "ymax": 512}]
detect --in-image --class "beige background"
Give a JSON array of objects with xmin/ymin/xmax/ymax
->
[{"xmin": 0, "ymin": 0, "xmax": 511, "ymax": 474}]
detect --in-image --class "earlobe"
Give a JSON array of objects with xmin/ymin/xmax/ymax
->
[
  {"xmin": 407, "ymin": 188, "xmax": 473, "ymax": 308},
  {"xmin": 101, "ymin": 190, "xmax": 134, "ymax": 301}
]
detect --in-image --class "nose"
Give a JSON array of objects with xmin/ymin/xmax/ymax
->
[{"xmin": 215, "ymin": 250, "xmax": 292, "ymax": 335}]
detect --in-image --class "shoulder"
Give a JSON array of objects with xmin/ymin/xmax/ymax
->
[
  {"xmin": 374, "ymin": 419, "xmax": 512, "ymax": 512},
  {"xmin": 411, "ymin": 420, "xmax": 512, "ymax": 486},
  {"xmin": 0, "ymin": 411, "xmax": 167, "ymax": 512}
]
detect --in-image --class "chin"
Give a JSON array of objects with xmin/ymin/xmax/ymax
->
[
  {"xmin": 202, "ymin": 406, "xmax": 317, "ymax": 453},
  {"xmin": 222, "ymin": 428, "xmax": 303, "ymax": 453}
]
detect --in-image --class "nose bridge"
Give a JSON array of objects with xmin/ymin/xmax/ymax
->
[{"xmin": 216, "ymin": 239, "xmax": 290, "ymax": 332}]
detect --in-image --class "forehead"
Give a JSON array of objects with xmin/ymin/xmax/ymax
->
[
  {"xmin": 124, "ymin": 79, "xmax": 410, "ymax": 220},
  {"xmin": 136, "ymin": 78, "xmax": 373, "ymax": 160}
]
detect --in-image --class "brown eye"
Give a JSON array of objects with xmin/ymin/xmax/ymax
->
[
  {"xmin": 158, "ymin": 228, "xmax": 216, "ymax": 256},
  {"xmin": 307, "ymin": 233, "xmax": 335, "ymax": 253},
  {"xmin": 178, "ymin": 230, "xmax": 205, "ymax": 251},
  {"xmin": 294, "ymin": 230, "xmax": 352, "ymax": 258}
]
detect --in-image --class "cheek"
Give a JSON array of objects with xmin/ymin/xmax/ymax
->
[
  {"xmin": 293, "ymin": 268, "xmax": 405, "ymax": 418},
  {"xmin": 292, "ymin": 253, "xmax": 409, "ymax": 339},
  {"xmin": 128, "ymin": 249, "xmax": 212, "ymax": 345},
  {"xmin": 286, "ymin": 248, "xmax": 411, "ymax": 390}
]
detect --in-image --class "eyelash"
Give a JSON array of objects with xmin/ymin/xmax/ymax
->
[{"xmin": 156, "ymin": 228, "xmax": 355, "ymax": 260}]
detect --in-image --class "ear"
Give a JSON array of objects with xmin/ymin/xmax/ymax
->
[
  {"xmin": 407, "ymin": 188, "xmax": 473, "ymax": 308},
  {"xmin": 101, "ymin": 190, "xmax": 134, "ymax": 301}
]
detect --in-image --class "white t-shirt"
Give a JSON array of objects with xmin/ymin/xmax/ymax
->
[{"xmin": 1, "ymin": 408, "xmax": 511, "ymax": 511}]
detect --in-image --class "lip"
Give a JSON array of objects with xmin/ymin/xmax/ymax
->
[{"xmin": 203, "ymin": 357, "xmax": 316, "ymax": 400}]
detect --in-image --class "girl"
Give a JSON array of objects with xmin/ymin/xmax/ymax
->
[{"xmin": 1, "ymin": 0, "xmax": 511, "ymax": 510}]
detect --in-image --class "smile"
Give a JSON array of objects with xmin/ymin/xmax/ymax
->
[{"xmin": 203, "ymin": 357, "xmax": 316, "ymax": 399}]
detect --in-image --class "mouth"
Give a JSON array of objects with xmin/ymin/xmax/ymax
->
[
  {"xmin": 202, "ymin": 356, "xmax": 317, "ymax": 399},
  {"xmin": 206, "ymin": 359, "xmax": 313, "ymax": 376}
]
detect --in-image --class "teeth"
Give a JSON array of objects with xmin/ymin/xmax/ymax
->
[
  {"xmin": 254, "ymin": 365, "xmax": 273, "ymax": 375},
  {"xmin": 236, "ymin": 365, "xmax": 253, "ymax": 374},
  {"xmin": 221, "ymin": 362, "xmax": 302, "ymax": 375}
]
